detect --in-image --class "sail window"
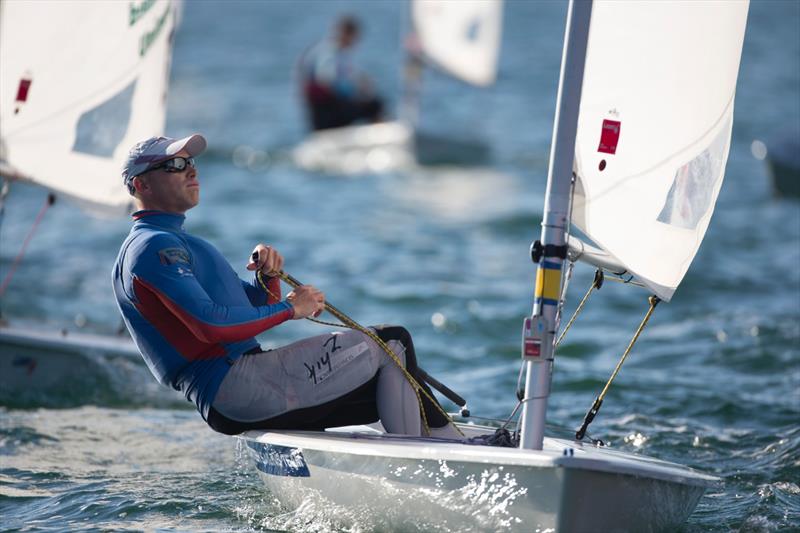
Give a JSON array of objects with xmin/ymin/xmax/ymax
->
[
  {"xmin": 657, "ymin": 123, "xmax": 729, "ymax": 230},
  {"xmin": 72, "ymin": 81, "xmax": 136, "ymax": 158}
]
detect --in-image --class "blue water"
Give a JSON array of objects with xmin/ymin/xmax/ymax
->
[{"xmin": 1, "ymin": 1, "xmax": 799, "ymax": 531}]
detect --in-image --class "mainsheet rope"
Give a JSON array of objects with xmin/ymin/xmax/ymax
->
[{"xmin": 255, "ymin": 269, "xmax": 463, "ymax": 437}]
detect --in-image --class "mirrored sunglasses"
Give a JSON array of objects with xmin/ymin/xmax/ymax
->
[{"xmin": 147, "ymin": 156, "xmax": 195, "ymax": 173}]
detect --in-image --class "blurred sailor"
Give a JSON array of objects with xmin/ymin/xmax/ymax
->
[{"xmin": 299, "ymin": 15, "xmax": 385, "ymax": 130}]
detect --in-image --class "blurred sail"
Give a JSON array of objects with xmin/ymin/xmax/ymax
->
[
  {"xmin": 0, "ymin": 0, "xmax": 177, "ymax": 216},
  {"xmin": 571, "ymin": 1, "xmax": 749, "ymax": 301},
  {"xmin": 411, "ymin": 0, "xmax": 503, "ymax": 87}
]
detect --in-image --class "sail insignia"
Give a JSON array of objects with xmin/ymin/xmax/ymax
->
[
  {"xmin": 597, "ymin": 119, "xmax": 621, "ymax": 155},
  {"xmin": 247, "ymin": 441, "xmax": 311, "ymax": 478},
  {"xmin": 14, "ymin": 76, "xmax": 32, "ymax": 114},
  {"xmin": 466, "ymin": 17, "xmax": 481, "ymax": 43}
]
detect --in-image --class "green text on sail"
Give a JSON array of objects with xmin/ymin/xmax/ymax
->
[
  {"xmin": 129, "ymin": 0, "xmax": 156, "ymax": 27},
  {"xmin": 139, "ymin": 5, "xmax": 170, "ymax": 57}
]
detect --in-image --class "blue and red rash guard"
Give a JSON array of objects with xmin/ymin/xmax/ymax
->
[{"xmin": 112, "ymin": 211, "xmax": 294, "ymax": 419}]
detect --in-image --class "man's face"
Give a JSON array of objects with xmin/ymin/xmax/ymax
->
[
  {"xmin": 338, "ymin": 27, "xmax": 358, "ymax": 49},
  {"xmin": 134, "ymin": 149, "xmax": 199, "ymax": 213}
]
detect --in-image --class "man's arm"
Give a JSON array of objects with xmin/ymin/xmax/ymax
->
[
  {"xmin": 241, "ymin": 275, "xmax": 281, "ymax": 306},
  {"xmin": 130, "ymin": 234, "xmax": 294, "ymax": 345}
]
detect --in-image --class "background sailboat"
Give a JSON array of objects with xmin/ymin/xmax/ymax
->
[
  {"xmin": 0, "ymin": 0, "xmax": 178, "ymax": 405},
  {"xmin": 292, "ymin": 0, "xmax": 504, "ymax": 175}
]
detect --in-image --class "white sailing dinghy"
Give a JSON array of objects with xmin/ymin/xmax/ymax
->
[
  {"xmin": 0, "ymin": 0, "xmax": 178, "ymax": 400},
  {"xmin": 242, "ymin": 1, "xmax": 749, "ymax": 530},
  {"xmin": 292, "ymin": 0, "xmax": 503, "ymax": 175}
]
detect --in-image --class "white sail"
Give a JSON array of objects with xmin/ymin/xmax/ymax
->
[
  {"xmin": 571, "ymin": 1, "xmax": 749, "ymax": 301},
  {"xmin": 0, "ymin": 0, "xmax": 178, "ymax": 216},
  {"xmin": 411, "ymin": 0, "xmax": 503, "ymax": 87}
]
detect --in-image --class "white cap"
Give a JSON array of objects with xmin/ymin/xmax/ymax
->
[{"xmin": 122, "ymin": 134, "xmax": 206, "ymax": 188}]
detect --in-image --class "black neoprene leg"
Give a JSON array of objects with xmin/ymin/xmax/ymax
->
[{"xmin": 372, "ymin": 325, "xmax": 449, "ymax": 428}]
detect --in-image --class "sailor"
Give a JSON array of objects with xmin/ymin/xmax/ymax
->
[
  {"xmin": 298, "ymin": 15, "xmax": 385, "ymax": 130},
  {"xmin": 112, "ymin": 134, "xmax": 459, "ymax": 438}
]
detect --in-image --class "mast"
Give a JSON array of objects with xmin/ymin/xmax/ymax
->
[{"xmin": 519, "ymin": 0, "xmax": 593, "ymax": 450}]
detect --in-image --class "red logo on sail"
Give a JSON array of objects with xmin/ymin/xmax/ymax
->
[
  {"xmin": 16, "ymin": 78, "xmax": 31, "ymax": 103},
  {"xmin": 14, "ymin": 77, "xmax": 32, "ymax": 114},
  {"xmin": 598, "ymin": 119, "xmax": 621, "ymax": 154}
]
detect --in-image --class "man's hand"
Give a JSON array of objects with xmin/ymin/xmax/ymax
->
[
  {"xmin": 287, "ymin": 285, "xmax": 325, "ymax": 319},
  {"xmin": 247, "ymin": 244, "xmax": 284, "ymax": 276}
]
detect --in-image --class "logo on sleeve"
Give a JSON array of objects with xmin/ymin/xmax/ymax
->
[{"xmin": 158, "ymin": 247, "xmax": 190, "ymax": 266}]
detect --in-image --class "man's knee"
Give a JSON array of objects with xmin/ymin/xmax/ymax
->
[{"xmin": 372, "ymin": 325, "xmax": 412, "ymax": 347}]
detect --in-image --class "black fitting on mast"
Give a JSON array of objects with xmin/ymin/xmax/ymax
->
[{"xmin": 530, "ymin": 240, "xmax": 568, "ymax": 264}]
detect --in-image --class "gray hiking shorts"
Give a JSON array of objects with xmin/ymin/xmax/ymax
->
[{"xmin": 211, "ymin": 329, "xmax": 403, "ymax": 423}]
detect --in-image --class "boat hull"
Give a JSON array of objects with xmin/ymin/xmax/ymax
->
[
  {"xmin": 292, "ymin": 121, "xmax": 415, "ymax": 175},
  {"xmin": 0, "ymin": 323, "xmax": 141, "ymax": 406},
  {"xmin": 292, "ymin": 121, "xmax": 492, "ymax": 175},
  {"xmin": 240, "ymin": 424, "xmax": 714, "ymax": 532}
]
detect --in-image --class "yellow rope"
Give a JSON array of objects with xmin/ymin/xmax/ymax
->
[
  {"xmin": 597, "ymin": 295, "xmax": 660, "ymax": 402},
  {"xmin": 575, "ymin": 294, "xmax": 660, "ymax": 440},
  {"xmin": 256, "ymin": 270, "xmax": 463, "ymax": 437}
]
